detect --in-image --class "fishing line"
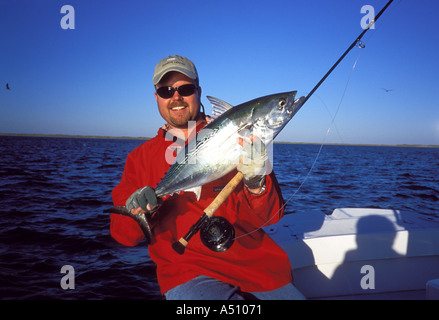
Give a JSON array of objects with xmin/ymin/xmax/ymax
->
[
  {"xmin": 283, "ymin": 52, "xmax": 362, "ymax": 206},
  {"xmin": 315, "ymin": 95, "xmax": 345, "ymax": 144},
  {"xmin": 234, "ymin": 0, "xmax": 396, "ymax": 241},
  {"xmin": 234, "ymin": 52, "xmax": 362, "ymax": 242}
]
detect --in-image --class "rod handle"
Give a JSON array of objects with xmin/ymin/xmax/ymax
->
[{"xmin": 204, "ymin": 172, "xmax": 244, "ymax": 217}]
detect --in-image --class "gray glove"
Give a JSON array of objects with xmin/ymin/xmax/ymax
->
[
  {"xmin": 237, "ymin": 138, "xmax": 268, "ymax": 190},
  {"xmin": 126, "ymin": 186, "xmax": 159, "ymax": 213}
]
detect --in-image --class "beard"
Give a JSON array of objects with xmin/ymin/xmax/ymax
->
[{"xmin": 167, "ymin": 101, "xmax": 196, "ymax": 128}]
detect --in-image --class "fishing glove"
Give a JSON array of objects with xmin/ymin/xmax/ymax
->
[
  {"xmin": 237, "ymin": 137, "xmax": 268, "ymax": 191},
  {"xmin": 126, "ymin": 186, "xmax": 159, "ymax": 213}
]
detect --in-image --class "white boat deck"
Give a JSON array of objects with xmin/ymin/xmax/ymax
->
[{"xmin": 264, "ymin": 208, "xmax": 439, "ymax": 300}]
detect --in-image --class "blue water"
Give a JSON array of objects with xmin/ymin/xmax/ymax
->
[{"xmin": 0, "ymin": 136, "xmax": 438, "ymax": 299}]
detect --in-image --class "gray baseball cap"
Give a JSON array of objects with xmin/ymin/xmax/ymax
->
[{"xmin": 153, "ymin": 55, "xmax": 198, "ymax": 86}]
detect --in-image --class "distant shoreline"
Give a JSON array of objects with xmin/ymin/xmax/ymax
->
[
  {"xmin": 0, "ymin": 133, "xmax": 150, "ymax": 141},
  {"xmin": 1, "ymin": 133, "xmax": 438, "ymax": 148}
]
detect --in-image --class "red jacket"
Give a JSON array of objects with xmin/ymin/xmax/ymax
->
[{"xmin": 111, "ymin": 124, "xmax": 292, "ymax": 294}]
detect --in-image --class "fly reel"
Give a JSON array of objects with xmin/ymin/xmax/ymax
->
[
  {"xmin": 172, "ymin": 172, "xmax": 244, "ymax": 255},
  {"xmin": 200, "ymin": 216, "xmax": 235, "ymax": 252}
]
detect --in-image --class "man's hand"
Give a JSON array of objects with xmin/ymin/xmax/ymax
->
[
  {"xmin": 126, "ymin": 186, "xmax": 160, "ymax": 215},
  {"xmin": 237, "ymin": 135, "xmax": 268, "ymax": 193}
]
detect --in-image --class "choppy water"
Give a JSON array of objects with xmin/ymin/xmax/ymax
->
[{"xmin": 0, "ymin": 136, "xmax": 437, "ymax": 299}]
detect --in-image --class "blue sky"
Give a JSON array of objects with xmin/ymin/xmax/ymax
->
[{"xmin": 1, "ymin": 0, "xmax": 438, "ymax": 145}]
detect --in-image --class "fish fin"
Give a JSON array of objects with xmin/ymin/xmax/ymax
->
[
  {"xmin": 103, "ymin": 206, "xmax": 130, "ymax": 215},
  {"xmin": 207, "ymin": 96, "xmax": 234, "ymax": 119},
  {"xmin": 103, "ymin": 206, "xmax": 152, "ymax": 243},
  {"xmin": 183, "ymin": 186, "xmax": 202, "ymax": 201}
]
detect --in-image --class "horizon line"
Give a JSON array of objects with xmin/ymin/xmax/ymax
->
[{"xmin": 0, "ymin": 133, "xmax": 438, "ymax": 148}]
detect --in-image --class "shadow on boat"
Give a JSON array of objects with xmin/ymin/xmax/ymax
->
[{"xmin": 267, "ymin": 208, "xmax": 439, "ymax": 299}]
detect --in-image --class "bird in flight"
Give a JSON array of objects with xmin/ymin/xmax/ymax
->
[
  {"xmin": 6, "ymin": 83, "xmax": 10, "ymax": 90},
  {"xmin": 382, "ymin": 88, "xmax": 393, "ymax": 93}
]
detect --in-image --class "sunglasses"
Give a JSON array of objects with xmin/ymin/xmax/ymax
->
[{"xmin": 156, "ymin": 84, "xmax": 198, "ymax": 99}]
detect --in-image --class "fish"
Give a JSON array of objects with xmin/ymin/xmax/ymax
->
[
  {"xmin": 105, "ymin": 91, "xmax": 305, "ymax": 239},
  {"xmin": 155, "ymin": 91, "xmax": 305, "ymax": 199}
]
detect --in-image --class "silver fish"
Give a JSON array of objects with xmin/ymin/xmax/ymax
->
[{"xmin": 154, "ymin": 91, "xmax": 305, "ymax": 199}]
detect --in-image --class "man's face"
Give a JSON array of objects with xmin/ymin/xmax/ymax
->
[{"xmin": 155, "ymin": 72, "xmax": 202, "ymax": 130}]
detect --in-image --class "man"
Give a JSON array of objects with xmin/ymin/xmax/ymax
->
[{"xmin": 110, "ymin": 55, "xmax": 305, "ymax": 300}]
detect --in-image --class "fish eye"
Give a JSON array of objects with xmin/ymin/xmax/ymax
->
[{"xmin": 278, "ymin": 99, "xmax": 287, "ymax": 108}]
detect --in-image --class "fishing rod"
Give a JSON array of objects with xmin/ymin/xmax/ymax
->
[{"xmin": 171, "ymin": 0, "xmax": 395, "ymax": 255}]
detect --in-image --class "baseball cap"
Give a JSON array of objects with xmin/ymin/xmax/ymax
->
[{"xmin": 153, "ymin": 55, "xmax": 198, "ymax": 86}]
